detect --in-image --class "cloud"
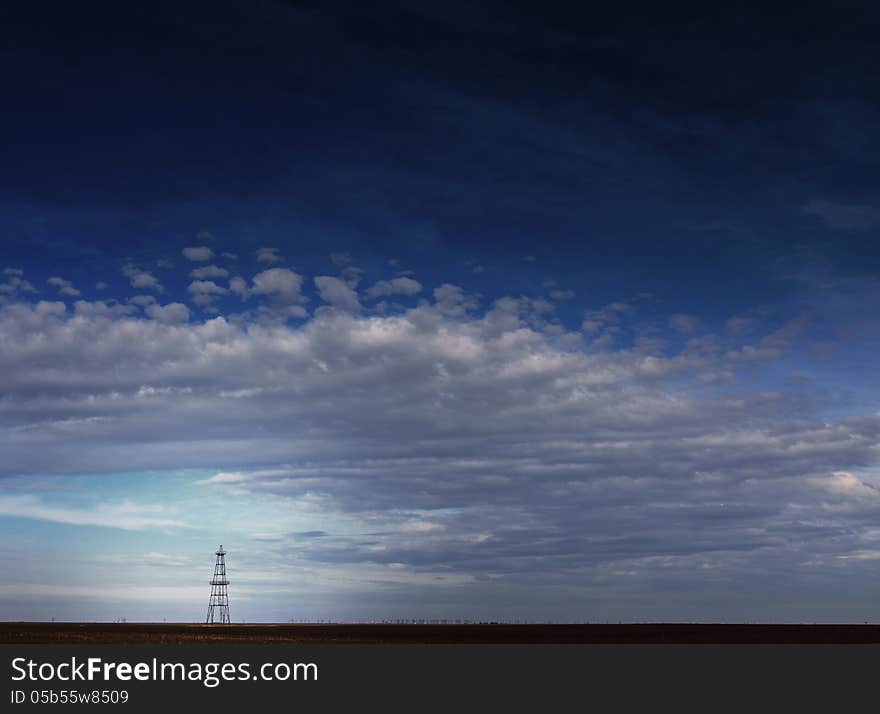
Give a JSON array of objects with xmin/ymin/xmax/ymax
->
[
  {"xmin": 47, "ymin": 277, "xmax": 80, "ymax": 297},
  {"xmin": 228, "ymin": 276, "xmax": 249, "ymax": 299},
  {"xmin": 0, "ymin": 284, "xmax": 877, "ymax": 606},
  {"xmin": 366, "ymin": 277, "xmax": 423, "ymax": 299},
  {"xmin": 433, "ymin": 284, "xmax": 478, "ymax": 316},
  {"xmin": 0, "ymin": 494, "xmax": 180, "ymax": 530},
  {"xmin": 187, "ymin": 280, "xmax": 228, "ymax": 296},
  {"xmin": 182, "ymin": 246, "xmax": 214, "ymax": 262},
  {"xmin": 0, "ymin": 583, "xmax": 206, "ymax": 603},
  {"xmin": 315, "ymin": 276, "xmax": 361, "ymax": 311},
  {"xmin": 0, "ymin": 270, "xmax": 37, "ymax": 298},
  {"xmin": 256, "ymin": 247, "xmax": 282, "ymax": 264},
  {"xmin": 187, "ymin": 280, "xmax": 228, "ymax": 310},
  {"xmin": 803, "ymin": 199, "xmax": 880, "ymax": 230},
  {"xmin": 726, "ymin": 316, "xmax": 753, "ymax": 336},
  {"xmin": 251, "ymin": 268, "xmax": 305, "ymax": 303},
  {"xmin": 190, "ymin": 265, "xmax": 229, "ymax": 279},
  {"xmin": 121, "ymin": 264, "xmax": 163, "ymax": 292},
  {"xmin": 95, "ymin": 281, "xmax": 108, "ymax": 290},
  {"xmin": 581, "ymin": 301, "xmax": 635, "ymax": 347},
  {"xmin": 145, "ymin": 302, "xmax": 190, "ymax": 324},
  {"xmin": 129, "ymin": 294, "xmax": 156, "ymax": 307},
  {"xmin": 668, "ymin": 313, "xmax": 701, "ymax": 334}
]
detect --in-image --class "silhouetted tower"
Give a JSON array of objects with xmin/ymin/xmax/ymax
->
[{"xmin": 205, "ymin": 545, "xmax": 230, "ymax": 624}]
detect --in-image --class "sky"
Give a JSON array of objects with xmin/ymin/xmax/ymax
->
[{"xmin": 1, "ymin": 0, "xmax": 880, "ymax": 622}]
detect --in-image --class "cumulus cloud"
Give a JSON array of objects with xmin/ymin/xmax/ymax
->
[
  {"xmin": 251, "ymin": 268, "xmax": 304, "ymax": 303},
  {"xmin": 187, "ymin": 280, "xmax": 228, "ymax": 310},
  {"xmin": 190, "ymin": 264, "xmax": 229, "ymax": 279},
  {"xmin": 228, "ymin": 276, "xmax": 249, "ymax": 299},
  {"xmin": 182, "ymin": 246, "xmax": 214, "ymax": 262},
  {"xmin": 433, "ymin": 284, "xmax": 478, "ymax": 316},
  {"xmin": 145, "ymin": 302, "xmax": 190, "ymax": 324},
  {"xmin": 47, "ymin": 277, "xmax": 80, "ymax": 297},
  {"xmin": 315, "ymin": 275, "xmax": 361, "ymax": 311},
  {"xmin": 121, "ymin": 264, "xmax": 162, "ymax": 292},
  {"xmin": 366, "ymin": 277, "xmax": 423, "ymax": 299},
  {"xmin": 0, "ymin": 270, "xmax": 37, "ymax": 299},
  {"xmin": 0, "ymin": 282, "xmax": 878, "ymax": 611},
  {"xmin": 256, "ymin": 247, "xmax": 282, "ymax": 264},
  {"xmin": 129, "ymin": 295, "xmax": 156, "ymax": 309},
  {"xmin": 581, "ymin": 301, "xmax": 635, "ymax": 348},
  {"xmin": 221, "ymin": 269, "xmax": 308, "ymax": 317}
]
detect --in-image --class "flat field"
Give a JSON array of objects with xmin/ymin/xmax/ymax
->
[{"xmin": 4, "ymin": 622, "xmax": 880, "ymax": 644}]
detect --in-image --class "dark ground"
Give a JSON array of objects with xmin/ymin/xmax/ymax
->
[{"xmin": 5, "ymin": 622, "xmax": 880, "ymax": 644}]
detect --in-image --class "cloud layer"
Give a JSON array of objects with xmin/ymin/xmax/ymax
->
[{"xmin": 1, "ymin": 259, "xmax": 879, "ymax": 619}]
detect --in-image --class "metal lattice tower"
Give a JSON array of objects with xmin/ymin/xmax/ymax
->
[{"xmin": 205, "ymin": 545, "xmax": 230, "ymax": 624}]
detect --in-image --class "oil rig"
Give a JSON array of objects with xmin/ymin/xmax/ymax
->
[{"xmin": 205, "ymin": 545, "xmax": 230, "ymax": 624}]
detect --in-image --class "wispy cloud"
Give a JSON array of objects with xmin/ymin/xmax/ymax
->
[{"xmin": 0, "ymin": 495, "xmax": 182, "ymax": 530}]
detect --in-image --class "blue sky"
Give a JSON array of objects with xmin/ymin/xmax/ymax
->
[{"xmin": 1, "ymin": 0, "xmax": 880, "ymax": 622}]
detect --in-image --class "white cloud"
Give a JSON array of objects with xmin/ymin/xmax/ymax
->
[
  {"xmin": 145, "ymin": 302, "xmax": 190, "ymax": 324},
  {"xmin": 47, "ymin": 277, "xmax": 81, "ymax": 297},
  {"xmin": 187, "ymin": 280, "xmax": 228, "ymax": 310},
  {"xmin": 228, "ymin": 276, "xmax": 249, "ymax": 299},
  {"xmin": 190, "ymin": 264, "xmax": 229, "ymax": 279},
  {"xmin": 188, "ymin": 281, "xmax": 228, "ymax": 295},
  {"xmin": 0, "ymin": 494, "xmax": 180, "ymax": 530},
  {"xmin": 0, "ymin": 583, "xmax": 206, "ymax": 602},
  {"xmin": 433, "ymin": 284, "xmax": 478, "ymax": 316},
  {"xmin": 0, "ymin": 281, "xmax": 876, "ymax": 602},
  {"xmin": 182, "ymin": 246, "xmax": 214, "ymax": 262},
  {"xmin": 365, "ymin": 277, "xmax": 422, "ymax": 299},
  {"xmin": 0, "ymin": 272, "xmax": 37, "ymax": 297},
  {"xmin": 121, "ymin": 264, "xmax": 162, "ymax": 292},
  {"xmin": 314, "ymin": 275, "xmax": 361, "ymax": 311},
  {"xmin": 251, "ymin": 268, "xmax": 304, "ymax": 304},
  {"xmin": 129, "ymin": 294, "xmax": 156, "ymax": 307},
  {"xmin": 73, "ymin": 300, "xmax": 136, "ymax": 318},
  {"xmin": 256, "ymin": 247, "xmax": 282, "ymax": 264}
]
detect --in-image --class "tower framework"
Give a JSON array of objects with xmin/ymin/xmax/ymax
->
[{"xmin": 205, "ymin": 545, "xmax": 230, "ymax": 624}]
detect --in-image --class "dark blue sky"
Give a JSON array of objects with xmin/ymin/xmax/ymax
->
[
  {"xmin": 2, "ymin": 1, "xmax": 880, "ymax": 621},
  {"xmin": 4, "ymin": 1, "xmax": 880, "ymax": 312}
]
